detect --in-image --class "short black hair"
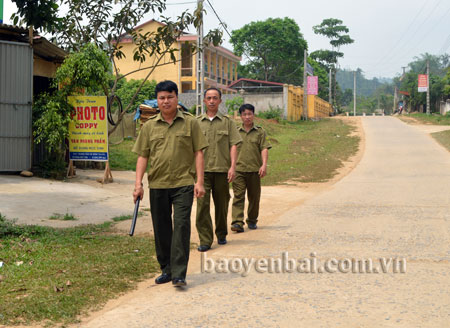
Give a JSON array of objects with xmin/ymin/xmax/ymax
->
[
  {"xmin": 204, "ymin": 87, "xmax": 222, "ymax": 98},
  {"xmin": 155, "ymin": 80, "xmax": 178, "ymax": 97},
  {"xmin": 239, "ymin": 103, "xmax": 255, "ymax": 114}
]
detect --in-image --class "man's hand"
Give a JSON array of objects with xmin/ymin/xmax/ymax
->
[
  {"xmin": 227, "ymin": 166, "xmax": 236, "ymax": 183},
  {"xmin": 259, "ymin": 164, "xmax": 267, "ymax": 178},
  {"xmin": 133, "ymin": 185, "xmax": 144, "ymax": 203},
  {"xmin": 194, "ymin": 182, "xmax": 205, "ymax": 198}
]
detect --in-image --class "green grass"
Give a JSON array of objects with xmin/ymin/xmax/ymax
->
[
  {"xmin": 109, "ymin": 117, "xmax": 360, "ymax": 185},
  {"xmin": 431, "ymin": 130, "xmax": 450, "ymax": 151},
  {"xmin": 0, "ymin": 213, "xmax": 158, "ymax": 326},
  {"xmin": 111, "ymin": 211, "xmax": 145, "ymax": 222},
  {"xmin": 256, "ymin": 117, "xmax": 360, "ymax": 185},
  {"xmin": 49, "ymin": 213, "xmax": 78, "ymax": 221},
  {"xmin": 401, "ymin": 112, "xmax": 450, "ymax": 125},
  {"xmin": 109, "ymin": 138, "xmax": 138, "ymax": 171}
]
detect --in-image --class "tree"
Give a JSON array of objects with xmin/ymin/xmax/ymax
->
[
  {"xmin": 230, "ymin": 17, "xmax": 307, "ymax": 85},
  {"xmin": 12, "ymin": 0, "xmax": 222, "ymax": 134},
  {"xmin": 311, "ymin": 18, "xmax": 354, "ymax": 67},
  {"xmin": 311, "ymin": 18, "xmax": 354, "ymax": 108},
  {"xmin": 399, "ymin": 53, "xmax": 450, "ymax": 112}
]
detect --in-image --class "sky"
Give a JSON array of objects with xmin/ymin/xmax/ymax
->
[{"xmin": 3, "ymin": 0, "xmax": 450, "ymax": 79}]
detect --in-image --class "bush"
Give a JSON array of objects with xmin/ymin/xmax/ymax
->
[
  {"xmin": 225, "ymin": 96, "xmax": 244, "ymax": 115},
  {"xmin": 257, "ymin": 106, "xmax": 283, "ymax": 121},
  {"xmin": 114, "ymin": 78, "xmax": 157, "ymax": 113}
]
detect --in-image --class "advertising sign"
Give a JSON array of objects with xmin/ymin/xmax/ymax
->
[
  {"xmin": 68, "ymin": 96, "xmax": 108, "ymax": 161},
  {"xmin": 307, "ymin": 76, "xmax": 319, "ymax": 95},
  {"xmin": 418, "ymin": 74, "xmax": 428, "ymax": 92}
]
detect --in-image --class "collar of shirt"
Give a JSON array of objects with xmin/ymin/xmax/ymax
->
[
  {"xmin": 200, "ymin": 112, "xmax": 224, "ymax": 121},
  {"xmin": 239, "ymin": 124, "xmax": 259, "ymax": 133},
  {"xmin": 155, "ymin": 109, "xmax": 185, "ymax": 123}
]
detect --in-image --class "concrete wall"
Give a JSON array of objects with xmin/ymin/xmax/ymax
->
[
  {"xmin": 440, "ymin": 100, "xmax": 450, "ymax": 115},
  {"xmin": 178, "ymin": 92, "xmax": 284, "ymax": 115}
]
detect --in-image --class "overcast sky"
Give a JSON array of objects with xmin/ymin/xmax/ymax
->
[{"xmin": 3, "ymin": 0, "xmax": 450, "ymax": 79}]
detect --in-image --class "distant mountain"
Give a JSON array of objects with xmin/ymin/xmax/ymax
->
[{"xmin": 336, "ymin": 69, "xmax": 390, "ymax": 97}]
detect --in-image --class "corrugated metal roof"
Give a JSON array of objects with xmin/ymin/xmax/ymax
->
[{"xmin": 0, "ymin": 24, "xmax": 66, "ymax": 62}]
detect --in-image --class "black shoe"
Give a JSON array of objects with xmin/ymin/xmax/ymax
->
[
  {"xmin": 231, "ymin": 224, "xmax": 244, "ymax": 233},
  {"xmin": 197, "ymin": 245, "xmax": 211, "ymax": 252},
  {"xmin": 248, "ymin": 223, "xmax": 257, "ymax": 230},
  {"xmin": 155, "ymin": 273, "xmax": 171, "ymax": 284},
  {"xmin": 172, "ymin": 278, "xmax": 186, "ymax": 287},
  {"xmin": 217, "ymin": 238, "xmax": 227, "ymax": 245}
]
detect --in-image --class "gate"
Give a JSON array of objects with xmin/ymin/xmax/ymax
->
[{"xmin": 0, "ymin": 41, "xmax": 33, "ymax": 171}]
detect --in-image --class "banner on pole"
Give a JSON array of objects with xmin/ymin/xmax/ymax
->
[
  {"xmin": 307, "ymin": 76, "xmax": 318, "ymax": 95},
  {"xmin": 68, "ymin": 96, "xmax": 108, "ymax": 161},
  {"xmin": 418, "ymin": 74, "xmax": 428, "ymax": 92}
]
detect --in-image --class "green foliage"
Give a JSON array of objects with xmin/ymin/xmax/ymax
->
[
  {"xmin": 225, "ymin": 96, "xmax": 244, "ymax": 115},
  {"xmin": 231, "ymin": 17, "xmax": 307, "ymax": 85},
  {"xmin": 55, "ymin": 43, "xmax": 111, "ymax": 95},
  {"xmin": 257, "ymin": 107, "xmax": 283, "ymax": 121},
  {"xmin": 311, "ymin": 18, "xmax": 354, "ymax": 68},
  {"xmin": 11, "ymin": 0, "xmax": 60, "ymax": 32},
  {"xmin": 33, "ymin": 93, "xmax": 72, "ymax": 154},
  {"xmin": 115, "ymin": 78, "xmax": 157, "ymax": 112},
  {"xmin": 32, "ymin": 44, "xmax": 112, "ymax": 177}
]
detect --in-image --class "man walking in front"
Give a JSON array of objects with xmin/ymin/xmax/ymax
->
[
  {"xmin": 132, "ymin": 80, "xmax": 207, "ymax": 287},
  {"xmin": 231, "ymin": 103, "xmax": 271, "ymax": 232},
  {"xmin": 196, "ymin": 87, "xmax": 241, "ymax": 252}
]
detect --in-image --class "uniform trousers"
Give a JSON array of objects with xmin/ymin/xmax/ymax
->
[
  {"xmin": 231, "ymin": 171, "xmax": 261, "ymax": 227},
  {"xmin": 150, "ymin": 185, "xmax": 193, "ymax": 279},
  {"xmin": 196, "ymin": 172, "xmax": 230, "ymax": 246}
]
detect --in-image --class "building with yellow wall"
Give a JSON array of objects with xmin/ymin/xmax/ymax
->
[{"xmin": 114, "ymin": 20, "xmax": 241, "ymax": 94}]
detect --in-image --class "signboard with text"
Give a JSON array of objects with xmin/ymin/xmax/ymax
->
[
  {"xmin": 307, "ymin": 76, "xmax": 318, "ymax": 95},
  {"xmin": 68, "ymin": 96, "xmax": 108, "ymax": 161},
  {"xmin": 418, "ymin": 74, "xmax": 428, "ymax": 92}
]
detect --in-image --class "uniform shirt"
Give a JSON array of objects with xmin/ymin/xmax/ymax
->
[
  {"xmin": 236, "ymin": 124, "xmax": 272, "ymax": 172},
  {"xmin": 197, "ymin": 112, "xmax": 242, "ymax": 172},
  {"xmin": 132, "ymin": 110, "xmax": 208, "ymax": 188}
]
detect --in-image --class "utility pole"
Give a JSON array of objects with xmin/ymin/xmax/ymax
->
[
  {"xmin": 328, "ymin": 67, "xmax": 332, "ymax": 105},
  {"xmin": 393, "ymin": 86, "xmax": 397, "ymax": 114},
  {"xmin": 196, "ymin": 0, "xmax": 205, "ymax": 115},
  {"xmin": 302, "ymin": 49, "xmax": 308, "ymax": 120},
  {"xmin": 426, "ymin": 60, "xmax": 430, "ymax": 115},
  {"xmin": 353, "ymin": 70, "xmax": 356, "ymax": 116}
]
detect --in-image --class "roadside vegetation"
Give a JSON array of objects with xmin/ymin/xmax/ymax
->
[
  {"xmin": 399, "ymin": 112, "xmax": 450, "ymax": 125},
  {"xmin": 431, "ymin": 130, "xmax": 450, "ymax": 152},
  {"xmin": 0, "ymin": 213, "xmax": 158, "ymax": 326},
  {"xmin": 110, "ymin": 117, "xmax": 360, "ymax": 185}
]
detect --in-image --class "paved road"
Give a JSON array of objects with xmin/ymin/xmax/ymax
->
[{"xmin": 76, "ymin": 116, "xmax": 448, "ymax": 327}]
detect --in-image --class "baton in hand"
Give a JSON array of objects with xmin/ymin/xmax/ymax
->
[{"xmin": 129, "ymin": 197, "xmax": 141, "ymax": 236}]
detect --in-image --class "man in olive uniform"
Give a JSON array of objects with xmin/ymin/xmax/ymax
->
[
  {"xmin": 231, "ymin": 104, "xmax": 271, "ymax": 232},
  {"xmin": 132, "ymin": 80, "xmax": 207, "ymax": 287},
  {"xmin": 196, "ymin": 87, "xmax": 242, "ymax": 252}
]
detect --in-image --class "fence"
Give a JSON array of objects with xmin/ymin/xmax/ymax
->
[{"xmin": 283, "ymin": 84, "xmax": 333, "ymax": 121}]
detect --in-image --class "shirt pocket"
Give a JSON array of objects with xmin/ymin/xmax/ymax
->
[
  {"xmin": 149, "ymin": 133, "xmax": 165, "ymax": 153},
  {"xmin": 175, "ymin": 130, "xmax": 193, "ymax": 151}
]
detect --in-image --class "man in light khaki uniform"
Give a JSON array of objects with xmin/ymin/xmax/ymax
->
[
  {"xmin": 231, "ymin": 103, "xmax": 271, "ymax": 232},
  {"xmin": 133, "ymin": 80, "xmax": 207, "ymax": 287},
  {"xmin": 196, "ymin": 88, "xmax": 242, "ymax": 251}
]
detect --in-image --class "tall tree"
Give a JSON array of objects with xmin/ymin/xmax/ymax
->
[
  {"xmin": 311, "ymin": 18, "xmax": 354, "ymax": 108},
  {"xmin": 11, "ymin": 0, "xmax": 222, "ymax": 133},
  {"xmin": 230, "ymin": 17, "xmax": 307, "ymax": 85}
]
